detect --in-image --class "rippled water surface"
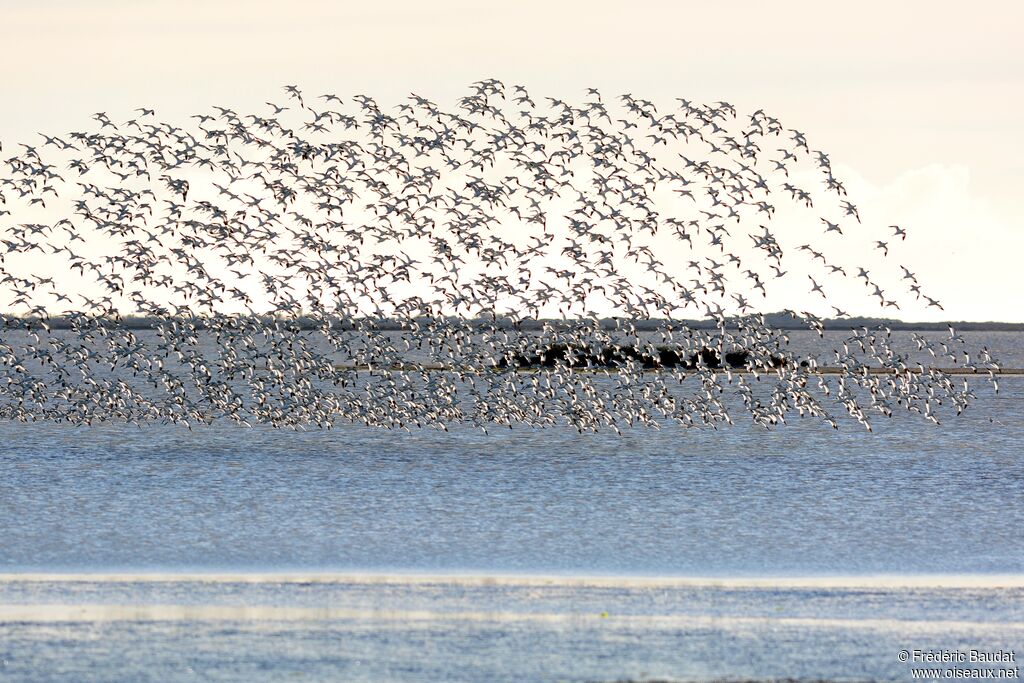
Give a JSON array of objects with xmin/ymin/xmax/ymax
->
[
  {"xmin": 2, "ymin": 576, "xmax": 1023, "ymax": 683},
  {"xmin": 1, "ymin": 331, "xmax": 1022, "ymax": 681}
]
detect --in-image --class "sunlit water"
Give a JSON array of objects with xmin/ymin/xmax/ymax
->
[{"xmin": 1, "ymin": 331, "xmax": 1022, "ymax": 681}]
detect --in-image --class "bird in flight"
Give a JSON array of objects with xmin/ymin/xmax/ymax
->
[{"xmin": 0, "ymin": 81, "xmax": 983, "ymax": 433}]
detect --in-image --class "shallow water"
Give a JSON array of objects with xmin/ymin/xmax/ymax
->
[
  {"xmin": 1, "ymin": 576, "xmax": 1023, "ymax": 683},
  {"xmin": 1, "ymin": 332, "xmax": 1022, "ymax": 681}
]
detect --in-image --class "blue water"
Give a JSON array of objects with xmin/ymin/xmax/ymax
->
[
  {"xmin": 1, "ymin": 332, "xmax": 1022, "ymax": 681},
  {"xmin": 2, "ymin": 377, "xmax": 1021, "ymax": 576},
  {"xmin": 1, "ymin": 576, "xmax": 1022, "ymax": 683}
]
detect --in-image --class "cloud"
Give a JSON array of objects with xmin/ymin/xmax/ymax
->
[{"xmin": 834, "ymin": 162, "xmax": 1022, "ymax": 321}]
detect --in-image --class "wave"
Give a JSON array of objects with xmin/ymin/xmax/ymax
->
[{"xmin": 2, "ymin": 571, "xmax": 1024, "ymax": 589}]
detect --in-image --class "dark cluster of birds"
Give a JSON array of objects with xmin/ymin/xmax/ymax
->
[{"xmin": 0, "ymin": 80, "xmax": 996, "ymax": 432}]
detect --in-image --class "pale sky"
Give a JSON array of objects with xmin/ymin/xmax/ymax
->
[{"xmin": 1, "ymin": 0, "xmax": 1022, "ymax": 321}]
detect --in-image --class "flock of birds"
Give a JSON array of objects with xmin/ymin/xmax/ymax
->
[{"xmin": 0, "ymin": 80, "xmax": 997, "ymax": 432}]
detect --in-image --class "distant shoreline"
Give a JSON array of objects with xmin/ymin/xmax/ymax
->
[
  {"xmin": 332, "ymin": 364, "xmax": 1024, "ymax": 375},
  {"xmin": 3, "ymin": 314, "xmax": 1024, "ymax": 332}
]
